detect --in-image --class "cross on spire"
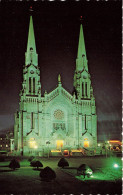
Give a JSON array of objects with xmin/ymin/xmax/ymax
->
[
  {"xmin": 29, "ymin": 6, "xmax": 33, "ymax": 12},
  {"xmin": 80, "ymin": 16, "xmax": 83, "ymax": 23}
]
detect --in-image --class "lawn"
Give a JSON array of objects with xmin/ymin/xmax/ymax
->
[{"xmin": 0, "ymin": 156, "xmax": 122, "ymax": 194}]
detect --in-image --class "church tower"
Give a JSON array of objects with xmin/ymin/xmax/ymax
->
[
  {"xmin": 74, "ymin": 24, "xmax": 91, "ymax": 99},
  {"xmin": 73, "ymin": 22, "xmax": 97, "ymax": 148},
  {"xmin": 14, "ymin": 16, "xmax": 42, "ymax": 155}
]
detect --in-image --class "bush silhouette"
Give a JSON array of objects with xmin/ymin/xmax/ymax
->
[
  {"xmin": 77, "ymin": 164, "xmax": 93, "ymax": 178},
  {"xmin": 58, "ymin": 158, "xmax": 69, "ymax": 168},
  {"xmin": 28, "ymin": 156, "xmax": 35, "ymax": 162},
  {"xmin": 9, "ymin": 159, "xmax": 20, "ymax": 170},
  {"xmin": 30, "ymin": 160, "xmax": 43, "ymax": 170},
  {"xmin": 0, "ymin": 156, "xmax": 5, "ymax": 162},
  {"xmin": 30, "ymin": 158, "xmax": 38, "ymax": 165},
  {"xmin": 40, "ymin": 166, "xmax": 56, "ymax": 181}
]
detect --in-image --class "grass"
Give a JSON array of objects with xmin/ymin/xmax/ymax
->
[{"xmin": 0, "ymin": 156, "xmax": 122, "ymax": 194}]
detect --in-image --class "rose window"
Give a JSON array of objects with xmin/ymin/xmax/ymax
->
[{"xmin": 54, "ymin": 109, "xmax": 64, "ymax": 120}]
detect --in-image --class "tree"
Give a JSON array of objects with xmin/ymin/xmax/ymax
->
[
  {"xmin": 9, "ymin": 159, "xmax": 20, "ymax": 170},
  {"xmin": 58, "ymin": 158, "xmax": 69, "ymax": 168},
  {"xmin": 28, "ymin": 156, "xmax": 35, "ymax": 162},
  {"xmin": 77, "ymin": 164, "xmax": 93, "ymax": 178},
  {"xmin": 30, "ymin": 160, "xmax": 43, "ymax": 170},
  {"xmin": 40, "ymin": 166, "xmax": 56, "ymax": 181}
]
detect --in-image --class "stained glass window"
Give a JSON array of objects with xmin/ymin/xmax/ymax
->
[{"xmin": 54, "ymin": 109, "xmax": 64, "ymax": 120}]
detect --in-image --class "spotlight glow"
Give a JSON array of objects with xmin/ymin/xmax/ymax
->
[{"xmin": 114, "ymin": 163, "xmax": 119, "ymax": 168}]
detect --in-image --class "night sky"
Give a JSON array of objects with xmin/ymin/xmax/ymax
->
[{"xmin": 0, "ymin": 1, "xmax": 122, "ymax": 140}]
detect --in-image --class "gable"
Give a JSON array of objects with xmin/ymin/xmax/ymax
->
[
  {"xmin": 44, "ymin": 86, "xmax": 74, "ymax": 114},
  {"xmin": 81, "ymin": 69, "xmax": 90, "ymax": 79}
]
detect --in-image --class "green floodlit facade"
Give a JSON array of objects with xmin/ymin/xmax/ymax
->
[{"xmin": 14, "ymin": 16, "xmax": 97, "ymax": 156}]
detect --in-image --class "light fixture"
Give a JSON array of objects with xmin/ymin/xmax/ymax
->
[{"xmin": 114, "ymin": 163, "xmax": 119, "ymax": 168}]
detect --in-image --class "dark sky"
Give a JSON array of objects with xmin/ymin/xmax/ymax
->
[{"xmin": 0, "ymin": 1, "xmax": 122, "ymax": 140}]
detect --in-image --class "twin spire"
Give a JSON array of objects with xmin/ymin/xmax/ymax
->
[
  {"xmin": 26, "ymin": 16, "xmax": 36, "ymax": 54},
  {"xmin": 25, "ymin": 15, "xmax": 88, "ymax": 72},
  {"xmin": 76, "ymin": 24, "xmax": 88, "ymax": 71},
  {"xmin": 77, "ymin": 25, "xmax": 86, "ymax": 61},
  {"xmin": 25, "ymin": 16, "xmax": 38, "ymax": 66}
]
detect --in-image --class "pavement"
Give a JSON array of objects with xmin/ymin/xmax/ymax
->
[{"xmin": 54, "ymin": 167, "xmax": 88, "ymax": 194}]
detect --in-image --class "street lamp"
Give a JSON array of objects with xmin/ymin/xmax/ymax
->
[
  {"xmin": 46, "ymin": 141, "xmax": 50, "ymax": 158},
  {"xmin": 114, "ymin": 163, "xmax": 119, "ymax": 168},
  {"xmin": 105, "ymin": 141, "xmax": 109, "ymax": 158}
]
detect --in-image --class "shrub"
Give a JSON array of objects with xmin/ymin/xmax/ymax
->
[
  {"xmin": 28, "ymin": 156, "xmax": 35, "ymax": 162},
  {"xmin": 77, "ymin": 164, "xmax": 93, "ymax": 178},
  {"xmin": 0, "ymin": 156, "xmax": 5, "ymax": 162},
  {"xmin": 30, "ymin": 158, "xmax": 38, "ymax": 166},
  {"xmin": 9, "ymin": 159, "xmax": 20, "ymax": 170},
  {"xmin": 30, "ymin": 160, "xmax": 43, "ymax": 170},
  {"xmin": 40, "ymin": 166, "xmax": 56, "ymax": 181},
  {"xmin": 58, "ymin": 158, "xmax": 69, "ymax": 168}
]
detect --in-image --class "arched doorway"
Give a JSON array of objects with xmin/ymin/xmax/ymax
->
[
  {"xmin": 84, "ymin": 138, "xmax": 89, "ymax": 148},
  {"xmin": 56, "ymin": 134, "xmax": 64, "ymax": 149},
  {"xmin": 56, "ymin": 140, "xmax": 64, "ymax": 149}
]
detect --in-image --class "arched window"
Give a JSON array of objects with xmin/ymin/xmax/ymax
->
[
  {"xmin": 82, "ymin": 82, "xmax": 84, "ymax": 97},
  {"xmin": 31, "ymin": 112, "xmax": 34, "ymax": 129},
  {"xmin": 33, "ymin": 78, "xmax": 35, "ymax": 93},
  {"xmin": 29, "ymin": 77, "xmax": 31, "ymax": 93},
  {"xmin": 53, "ymin": 109, "xmax": 66, "ymax": 131},
  {"xmin": 85, "ymin": 82, "xmax": 87, "ymax": 97}
]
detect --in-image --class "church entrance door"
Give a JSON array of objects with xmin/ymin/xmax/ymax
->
[
  {"xmin": 56, "ymin": 140, "xmax": 63, "ymax": 149},
  {"xmin": 84, "ymin": 141, "xmax": 89, "ymax": 148}
]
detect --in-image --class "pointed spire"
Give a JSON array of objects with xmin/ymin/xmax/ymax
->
[
  {"xmin": 58, "ymin": 74, "xmax": 62, "ymax": 87},
  {"xmin": 76, "ymin": 23, "xmax": 88, "ymax": 71},
  {"xmin": 58, "ymin": 74, "xmax": 61, "ymax": 83},
  {"xmin": 25, "ymin": 16, "xmax": 38, "ymax": 66},
  {"xmin": 27, "ymin": 16, "xmax": 36, "ymax": 53},
  {"xmin": 77, "ymin": 24, "xmax": 86, "ymax": 59}
]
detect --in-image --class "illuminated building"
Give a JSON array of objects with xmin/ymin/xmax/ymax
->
[
  {"xmin": 14, "ymin": 16, "xmax": 97, "ymax": 156},
  {"xmin": 0, "ymin": 132, "xmax": 14, "ymax": 153}
]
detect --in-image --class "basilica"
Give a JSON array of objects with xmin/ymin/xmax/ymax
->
[{"xmin": 14, "ymin": 16, "xmax": 97, "ymax": 156}]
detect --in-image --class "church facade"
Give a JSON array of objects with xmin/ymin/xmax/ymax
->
[{"xmin": 14, "ymin": 16, "xmax": 97, "ymax": 156}]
